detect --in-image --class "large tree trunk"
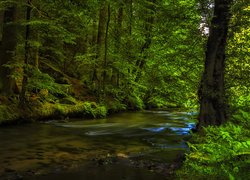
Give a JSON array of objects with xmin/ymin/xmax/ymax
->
[
  {"xmin": 197, "ymin": 0, "xmax": 232, "ymax": 130},
  {"xmin": 0, "ymin": 5, "xmax": 18, "ymax": 95}
]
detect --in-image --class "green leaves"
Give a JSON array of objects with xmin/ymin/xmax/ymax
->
[{"xmin": 178, "ymin": 122, "xmax": 250, "ymax": 179}]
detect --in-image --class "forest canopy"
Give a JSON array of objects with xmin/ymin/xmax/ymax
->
[{"xmin": 0, "ymin": 0, "xmax": 249, "ymax": 125}]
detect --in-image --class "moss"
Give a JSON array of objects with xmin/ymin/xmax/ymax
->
[
  {"xmin": 38, "ymin": 103, "xmax": 57, "ymax": 117},
  {"xmin": 94, "ymin": 105, "xmax": 107, "ymax": 118},
  {"xmin": 59, "ymin": 96, "xmax": 77, "ymax": 105},
  {"xmin": 0, "ymin": 105, "xmax": 20, "ymax": 125},
  {"xmin": 35, "ymin": 101, "xmax": 108, "ymax": 119},
  {"xmin": 81, "ymin": 102, "xmax": 107, "ymax": 118},
  {"xmin": 0, "ymin": 96, "xmax": 108, "ymax": 125}
]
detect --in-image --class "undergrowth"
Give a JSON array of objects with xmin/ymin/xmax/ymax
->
[{"xmin": 177, "ymin": 110, "xmax": 250, "ymax": 180}]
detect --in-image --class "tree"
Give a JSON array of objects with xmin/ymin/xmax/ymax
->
[
  {"xmin": 197, "ymin": 0, "xmax": 233, "ymax": 129},
  {"xmin": 0, "ymin": 3, "xmax": 18, "ymax": 95},
  {"xmin": 20, "ymin": 0, "xmax": 32, "ymax": 106}
]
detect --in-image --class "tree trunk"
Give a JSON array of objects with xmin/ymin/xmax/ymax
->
[
  {"xmin": 0, "ymin": 4, "xmax": 18, "ymax": 95},
  {"xmin": 20, "ymin": 0, "xmax": 32, "ymax": 106},
  {"xmin": 92, "ymin": 2, "xmax": 107, "ymax": 89},
  {"xmin": 114, "ymin": 3, "xmax": 123, "ymax": 87},
  {"xmin": 197, "ymin": 0, "xmax": 232, "ymax": 130},
  {"xmin": 102, "ymin": 4, "xmax": 111, "ymax": 93},
  {"xmin": 0, "ymin": 11, "xmax": 4, "ymax": 41}
]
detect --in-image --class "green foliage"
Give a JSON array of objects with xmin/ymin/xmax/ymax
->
[
  {"xmin": 126, "ymin": 93, "xmax": 144, "ymax": 110},
  {"xmin": 81, "ymin": 102, "xmax": 107, "ymax": 118},
  {"xmin": 226, "ymin": 2, "xmax": 250, "ymax": 112},
  {"xmin": 105, "ymin": 98, "xmax": 127, "ymax": 113},
  {"xmin": 26, "ymin": 68, "xmax": 68, "ymax": 97},
  {"xmin": 146, "ymin": 96, "xmax": 170, "ymax": 108},
  {"xmin": 177, "ymin": 122, "xmax": 250, "ymax": 179},
  {"xmin": 232, "ymin": 110, "xmax": 250, "ymax": 128},
  {"xmin": 94, "ymin": 105, "xmax": 108, "ymax": 118}
]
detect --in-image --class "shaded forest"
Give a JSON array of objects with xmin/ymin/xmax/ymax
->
[{"xmin": 0, "ymin": 0, "xmax": 249, "ymax": 179}]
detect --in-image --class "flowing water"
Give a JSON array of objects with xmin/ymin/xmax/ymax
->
[{"xmin": 0, "ymin": 110, "xmax": 196, "ymax": 180}]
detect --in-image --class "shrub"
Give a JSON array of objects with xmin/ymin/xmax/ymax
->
[{"xmin": 177, "ymin": 123, "xmax": 250, "ymax": 179}]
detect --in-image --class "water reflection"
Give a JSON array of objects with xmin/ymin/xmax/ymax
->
[{"xmin": 0, "ymin": 110, "xmax": 197, "ymax": 179}]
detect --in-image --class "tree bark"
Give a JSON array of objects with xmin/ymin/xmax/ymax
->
[
  {"xmin": 114, "ymin": 2, "xmax": 123, "ymax": 87},
  {"xmin": 92, "ymin": 2, "xmax": 107, "ymax": 85},
  {"xmin": 102, "ymin": 4, "xmax": 110, "ymax": 93},
  {"xmin": 0, "ymin": 4, "xmax": 18, "ymax": 95},
  {"xmin": 20, "ymin": 0, "xmax": 32, "ymax": 106},
  {"xmin": 197, "ymin": 0, "xmax": 232, "ymax": 129}
]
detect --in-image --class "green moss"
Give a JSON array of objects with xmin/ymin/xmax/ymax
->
[
  {"xmin": 94, "ymin": 105, "xmax": 107, "ymax": 118},
  {"xmin": 40, "ymin": 101, "xmax": 108, "ymax": 119},
  {"xmin": 0, "ymin": 96, "xmax": 108, "ymax": 125},
  {"xmin": 59, "ymin": 96, "xmax": 77, "ymax": 105},
  {"xmin": 0, "ymin": 105, "xmax": 20, "ymax": 125}
]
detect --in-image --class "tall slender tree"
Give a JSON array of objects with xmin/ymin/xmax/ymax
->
[
  {"xmin": 0, "ymin": 3, "xmax": 18, "ymax": 95},
  {"xmin": 20, "ymin": 0, "xmax": 32, "ymax": 106},
  {"xmin": 197, "ymin": 0, "xmax": 233, "ymax": 129}
]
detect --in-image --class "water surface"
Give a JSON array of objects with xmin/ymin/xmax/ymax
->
[{"xmin": 0, "ymin": 110, "xmax": 196, "ymax": 179}]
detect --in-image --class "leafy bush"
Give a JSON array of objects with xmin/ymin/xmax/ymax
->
[
  {"xmin": 126, "ymin": 95, "xmax": 144, "ymax": 110},
  {"xmin": 106, "ymin": 99, "xmax": 127, "ymax": 113},
  {"xmin": 146, "ymin": 96, "xmax": 167, "ymax": 108},
  {"xmin": 26, "ymin": 68, "xmax": 69, "ymax": 97},
  {"xmin": 232, "ymin": 109, "xmax": 250, "ymax": 128},
  {"xmin": 94, "ymin": 105, "xmax": 107, "ymax": 118},
  {"xmin": 177, "ymin": 122, "xmax": 250, "ymax": 179},
  {"xmin": 82, "ymin": 102, "xmax": 107, "ymax": 118}
]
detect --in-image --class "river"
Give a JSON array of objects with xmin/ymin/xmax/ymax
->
[{"xmin": 0, "ymin": 110, "xmax": 196, "ymax": 180}]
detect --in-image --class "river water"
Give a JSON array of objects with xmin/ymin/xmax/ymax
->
[{"xmin": 0, "ymin": 110, "xmax": 196, "ymax": 180}]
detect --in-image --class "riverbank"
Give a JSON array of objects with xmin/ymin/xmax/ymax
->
[
  {"xmin": 0, "ymin": 92, "xmax": 181, "ymax": 126},
  {"xmin": 0, "ymin": 95, "xmax": 127, "ymax": 126}
]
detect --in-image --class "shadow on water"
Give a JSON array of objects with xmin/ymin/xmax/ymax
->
[{"xmin": 0, "ymin": 109, "xmax": 197, "ymax": 180}]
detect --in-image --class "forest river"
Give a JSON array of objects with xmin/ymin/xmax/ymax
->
[{"xmin": 0, "ymin": 110, "xmax": 196, "ymax": 180}]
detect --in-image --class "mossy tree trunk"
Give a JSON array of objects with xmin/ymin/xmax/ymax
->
[{"xmin": 197, "ymin": 0, "xmax": 233, "ymax": 130}]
